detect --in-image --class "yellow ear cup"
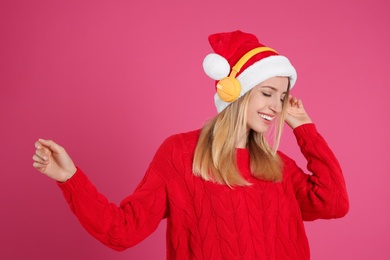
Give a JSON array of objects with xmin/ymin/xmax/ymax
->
[
  {"xmin": 215, "ymin": 46, "xmax": 278, "ymax": 103},
  {"xmin": 216, "ymin": 77, "xmax": 241, "ymax": 102}
]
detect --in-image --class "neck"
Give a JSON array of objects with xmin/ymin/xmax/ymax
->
[{"xmin": 235, "ymin": 129, "xmax": 248, "ymax": 148}]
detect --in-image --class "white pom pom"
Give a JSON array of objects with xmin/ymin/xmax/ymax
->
[{"xmin": 202, "ymin": 53, "xmax": 230, "ymax": 80}]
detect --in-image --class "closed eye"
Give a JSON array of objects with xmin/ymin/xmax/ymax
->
[{"xmin": 263, "ymin": 92, "xmax": 285, "ymax": 102}]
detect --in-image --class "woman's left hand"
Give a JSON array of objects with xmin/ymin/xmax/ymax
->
[{"xmin": 285, "ymin": 96, "xmax": 313, "ymax": 129}]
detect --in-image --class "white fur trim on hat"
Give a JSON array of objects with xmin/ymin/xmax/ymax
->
[{"xmin": 214, "ymin": 55, "xmax": 297, "ymax": 113}]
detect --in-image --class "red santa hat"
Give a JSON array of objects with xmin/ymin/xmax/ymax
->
[{"xmin": 203, "ymin": 30, "xmax": 297, "ymax": 113}]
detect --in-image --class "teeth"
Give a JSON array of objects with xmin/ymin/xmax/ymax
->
[{"xmin": 259, "ymin": 113, "xmax": 273, "ymax": 121}]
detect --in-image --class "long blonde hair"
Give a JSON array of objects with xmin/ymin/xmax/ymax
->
[{"xmin": 192, "ymin": 85, "xmax": 290, "ymax": 187}]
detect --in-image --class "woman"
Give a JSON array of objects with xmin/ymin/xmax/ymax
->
[{"xmin": 32, "ymin": 30, "xmax": 349, "ymax": 259}]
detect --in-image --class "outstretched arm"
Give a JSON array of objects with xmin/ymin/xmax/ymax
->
[{"xmin": 32, "ymin": 139, "xmax": 168, "ymax": 251}]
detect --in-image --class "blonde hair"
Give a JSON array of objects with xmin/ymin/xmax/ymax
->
[{"xmin": 192, "ymin": 85, "xmax": 290, "ymax": 187}]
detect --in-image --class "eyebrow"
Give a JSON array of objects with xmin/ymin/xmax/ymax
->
[{"xmin": 261, "ymin": 85, "xmax": 287, "ymax": 94}]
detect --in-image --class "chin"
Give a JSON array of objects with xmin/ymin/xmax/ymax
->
[{"xmin": 251, "ymin": 126, "xmax": 268, "ymax": 134}]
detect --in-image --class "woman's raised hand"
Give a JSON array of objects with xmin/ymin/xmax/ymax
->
[
  {"xmin": 285, "ymin": 96, "xmax": 313, "ymax": 129},
  {"xmin": 33, "ymin": 139, "xmax": 77, "ymax": 182}
]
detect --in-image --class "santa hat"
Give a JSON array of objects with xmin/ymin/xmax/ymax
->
[{"xmin": 203, "ymin": 30, "xmax": 297, "ymax": 113}]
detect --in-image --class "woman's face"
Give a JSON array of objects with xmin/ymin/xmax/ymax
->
[{"xmin": 246, "ymin": 76, "xmax": 289, "ymax": 134}]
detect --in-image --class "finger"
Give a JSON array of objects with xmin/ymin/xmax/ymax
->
[
  {"xmin": 33, "ymin": 161, "xmax": 47, "ymax": 172},
  {"xmin": 35, "ymin": 148, "xmax": 50, "ymax": 161},
  {"xmin": 37, "ymin": 139, "xmax": 64, "ymax": 154},
  {"xmin": 35, "ymin": 141, "xmax": 43, "ymax": 149},
  {"xmin": 296, "ymin": 99, "xmax": 304, "ymax": 108},
  {"xmin": 294, "ymin": 98, "xmax": 302, "ymax": 107},
  {"xmin": 33, "ymin": 154, "xmax": 49, "ymax": 165},
  {"xmin": 287, "ymin": 96, "xmax": 294, "ymax": 105},
  {"xmin": 288, "ymin": 97, "xmax": 298, "ymax": 107}
]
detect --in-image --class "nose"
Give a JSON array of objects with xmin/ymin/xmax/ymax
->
[{"xmin": 269, "ymin": 99, "xmax": 282, "ymax": 113}]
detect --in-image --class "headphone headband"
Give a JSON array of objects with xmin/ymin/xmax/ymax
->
[
  {"xmin": 216, "ymin": 46, "xmax": 278, "ymax": 103},
  {"xmin": 230, "ymin": 47, "xmax": 278, "ymax": 77}
]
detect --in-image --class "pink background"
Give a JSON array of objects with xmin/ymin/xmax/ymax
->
[{"xmin": 1, "ymin": 0, "xmax": 389, "ymax": 259}]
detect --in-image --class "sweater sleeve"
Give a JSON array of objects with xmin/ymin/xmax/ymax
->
[
  {"xmin": 57, "ymin": 137, "xmax": 177, "ymax": 251},
  {"xmin": 280, "ymin": 123, "xmax": 349, "ymax": 221}
]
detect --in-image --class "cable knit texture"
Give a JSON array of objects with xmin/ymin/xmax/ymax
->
[{"xmin": 58, "ymin": 123, "xmax": 349, "ymax": 259}]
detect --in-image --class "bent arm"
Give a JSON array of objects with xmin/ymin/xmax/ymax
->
[{"xmin": 282, "ymin": 123, "xmax": 349, "ymax": 221}]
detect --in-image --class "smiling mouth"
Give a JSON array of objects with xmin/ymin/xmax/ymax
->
[{"xmin": 259, "ymin": 113, "xmax": 274, "ymax": 121}]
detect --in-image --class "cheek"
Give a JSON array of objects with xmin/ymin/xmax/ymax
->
[
  {"xmin": 248, "ymin": 93, "xmax": 265, "ymax": 108},
  {"xmin": 246, "ymin": 99, "xmax": 257, "ymax": 114}
]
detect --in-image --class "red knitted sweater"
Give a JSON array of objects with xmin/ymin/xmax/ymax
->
[{"xmin": 58, "ymin": 123, "xmax": 349, "ymax": 259}]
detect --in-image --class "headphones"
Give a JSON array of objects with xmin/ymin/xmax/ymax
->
[{"xmin": 216, "ymin": 46, "xmax": 278, "ymax": 102}]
